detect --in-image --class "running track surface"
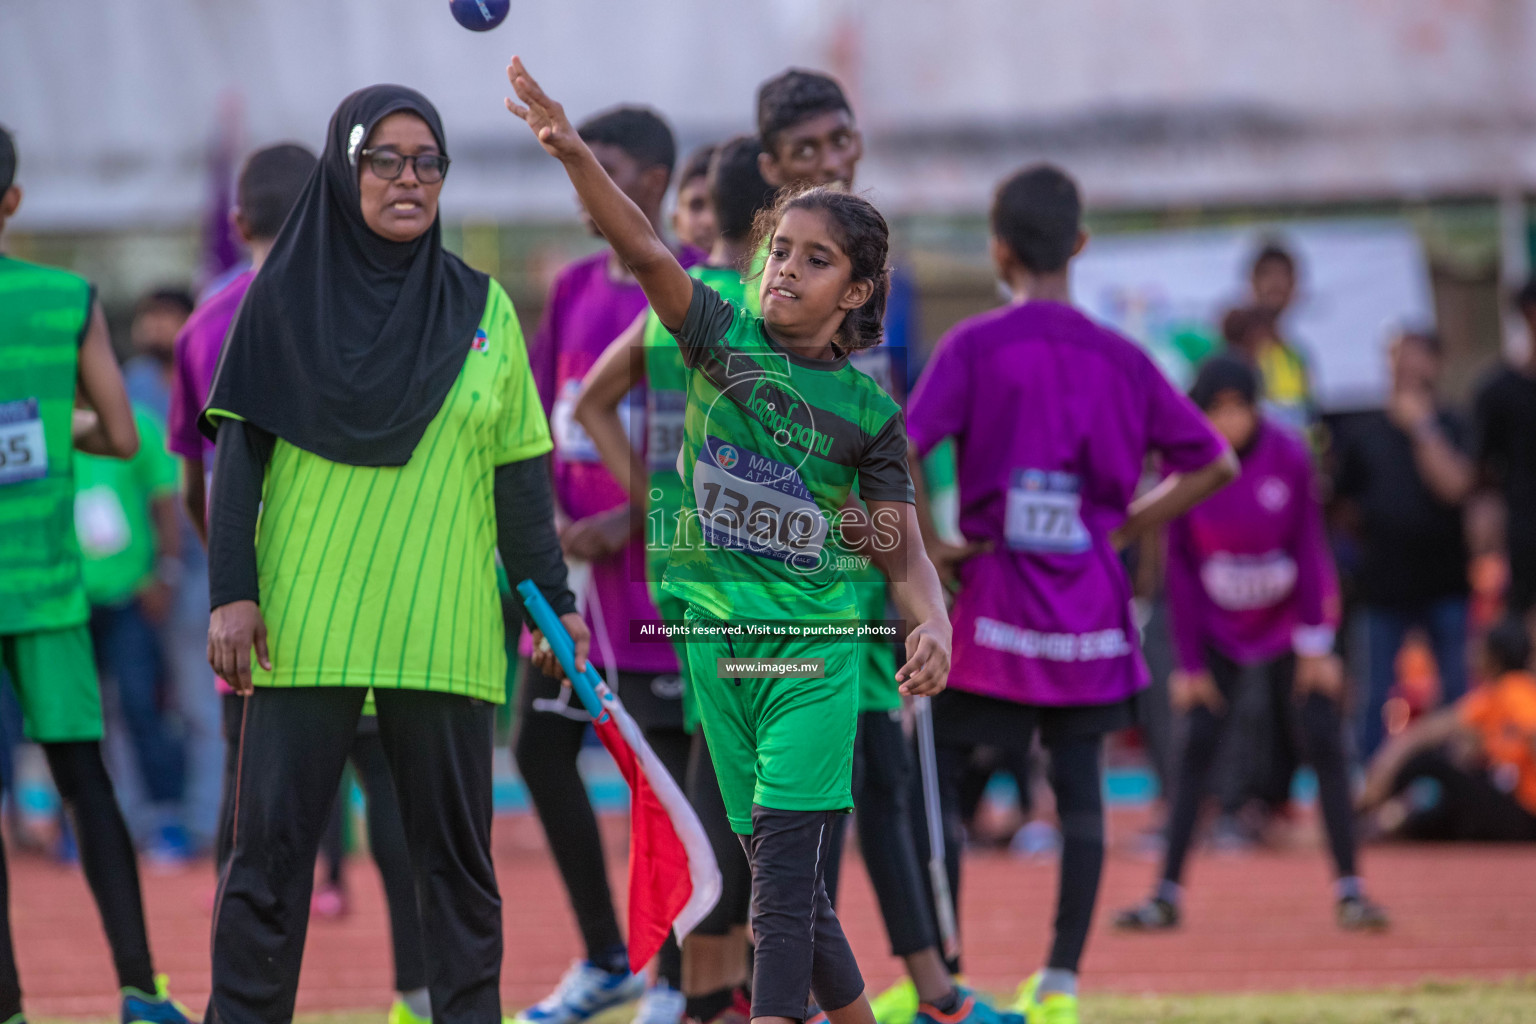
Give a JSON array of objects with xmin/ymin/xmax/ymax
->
[{"xmin": 14, "ymin": 809, "xmax": 1536, "ymax": 1019}]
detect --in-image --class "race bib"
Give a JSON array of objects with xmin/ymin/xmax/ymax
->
[
  {"xmin": 0, "ymin": 398, "xmax": 48, "ymax": 486},
  {"xmin": 692, "ymin": 435, "xmax": 827, "ymax": 569},
  {"xmin": 647, "ymin": 391, "xmax": 686, "ymax": 473},
  {"xmin": 551, "ymin": 380, "xmax": 638, "ymax": 463},
  {"xmin": 1200, "ymin": 551, "xmax": 1298, "ymax": 611},
  {"xmin": 1005, "ymin": 469, "xmax": 1089, "ymax": 554},
  {"xmin": 75, "ymin": 485, "xmax": 132, "ymax": 558}
]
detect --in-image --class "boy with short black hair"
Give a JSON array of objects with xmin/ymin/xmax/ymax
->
[
  {"xmin": 906, "ymin": 163, "xmax": 1237, "ymax": 1024},
  {"xmin": 756, "ymin": 69, "xmax": 863, "ymax": 190},
  {"xmin": 672, "ymin": 143, "xmax": 720, "ymax": 254},
  {"xmin": 0, "ymin": 123, "xmax": 194, "ymax": 1024}
]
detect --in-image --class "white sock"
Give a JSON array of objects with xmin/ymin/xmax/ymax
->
[{"xmin": 1037, "ymin": 968, "xmax": 1077, "ymax": 998}]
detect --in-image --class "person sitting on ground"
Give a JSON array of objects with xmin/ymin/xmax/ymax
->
[{"xmin": 1359, "ymin": 616, "xmax": 1536, "ymax": 843}]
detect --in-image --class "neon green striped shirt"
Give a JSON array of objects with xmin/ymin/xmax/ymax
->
[{"xmin": 234, "ymin": 281, "xmax": 549, "ymax": 703}]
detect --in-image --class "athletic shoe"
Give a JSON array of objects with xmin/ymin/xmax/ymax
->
[
  {"xmin": 121, "ymin": 975, "xmax": 196, "ymax": 1024},
  {"xmin": 1012, "ymin": 973, "xmax": 1078, "ymax": 1024},
  {"xmin": 1337, "ymin": 895, "xmax": 1390, "ymax": 932},
  {"xmin": 870, "ymin": 977, "xmax": 918, "ymax": 1024},
  {"xmin": 915, "ymin": 988, "xmax": 1025, "ymax": 1024},
  {"xmin": 146, "ymin": 823, "xmax": 195, "ymax": 871},
  {"xmin": 513, "ymin": 960, "xmax": 647, "ymax": 1024},
  {"xmin": 1113, "ymin": 896, "xmax": 1180, "ymax": 931},
  {"xmin": 389, "ymin": 999, "xmax": 431, "ymax": 1024},
  {"xmin": 1, "ymin": 1012, "xmax": 26, "ymax": 1024},
  {"xmin": 634, "ymin": 982, "xmax": 687, "ymax": 1024},
  {"xmin": 1009, "ymin": 820, "xmax": 1062, "ymax": 860}
]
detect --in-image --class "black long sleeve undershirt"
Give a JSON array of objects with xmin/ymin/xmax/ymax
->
[{"xmin": 206, "ymin": 419, "xmax": 575, "ymax": 627}]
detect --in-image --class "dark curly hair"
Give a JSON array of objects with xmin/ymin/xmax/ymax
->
[{"xmin": 750, "ymin": 184, "xmax": 890, "ymax": 351}]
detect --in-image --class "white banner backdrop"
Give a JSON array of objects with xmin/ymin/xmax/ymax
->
[{"xmin": 1071, "ymin": 219, "xmax": 1435, "ymax": 412}]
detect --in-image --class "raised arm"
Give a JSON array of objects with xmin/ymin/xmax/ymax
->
[
  {"xmin": 574, "ymin": 311, "xmax": 650, "ymax": 509},
  {"xmin": 505, "ymin": 57, "xmax": 694, "ymax": 329}
]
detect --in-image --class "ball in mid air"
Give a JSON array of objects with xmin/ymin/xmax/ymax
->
[{"xmin": 449, "ymin": 0, "xmax": 510, "ymax": 31}]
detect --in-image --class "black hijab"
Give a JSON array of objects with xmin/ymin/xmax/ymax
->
[{"xmin": 202, "ymin": 85, "xmax": 489, "ymax": 466}]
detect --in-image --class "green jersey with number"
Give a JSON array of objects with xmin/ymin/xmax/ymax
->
[
  {"xmin": 644, "ymin": 264, "xmax": 757, "ymax": 584},
  {"xmin": 0, "ymin": 256, "xmax": 95, "ymax": 634},
  {"xmin": 660, "ymin": 279, "xmax": 913, "ymax": 624}
]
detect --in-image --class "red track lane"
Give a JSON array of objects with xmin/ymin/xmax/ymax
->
[{"xmin": 13, "ymin": 809, "xmax": 1536, "ymax": 1019}]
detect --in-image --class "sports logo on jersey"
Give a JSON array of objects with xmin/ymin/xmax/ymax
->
[
  {"xmin": 470, "ymin": 328, "xmax": 489, "ymax": 353},
  {"xmin": 1257, "ymin": 477, "xmax": 1290, "ymax": 513},
  {"xmin": 715, "ymin": 444, "xmax": 739, "ymax": 470}
]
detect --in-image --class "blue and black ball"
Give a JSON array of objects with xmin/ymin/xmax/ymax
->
[{"xmin": 449, "ymin": 0, "xmax": 510, "ymax": 32}]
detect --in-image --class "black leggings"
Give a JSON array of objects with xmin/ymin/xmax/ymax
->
[
  {"xmin": 743, "ymin": 807, "xmax": 864, "ymax": 1020},
  {"xmin": 218, "ymin": 697, "xmax": 427, "ymax": 992},
  {"xmin": 514, "ymin": 662, "xmax": 692, "ymax": 985},
  {"xmin": 823, "ymin": 710, "xmax": 939, "ymax": 958},
  {"xmin": 911, "ymin": 690, "xmax": 1107, "ymax": 975},
  {"xmin": 0, "ymin": 742, "xmax": 157, "ymax": 1020},
  {"xmin": 1162, "ymin": 650, "xmax": 1357, "ymax": 887},
  {"xmin": 1387, "ymin": 748, "xmax": 1536, "ymax": 842},
  {"xmin": 212, "ymin": 687, "xmax": 499, "ymax": 1024}
]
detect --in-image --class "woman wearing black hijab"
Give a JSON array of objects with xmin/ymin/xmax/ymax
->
[{"xmin": 203, "ymin": 85, "xmax": 588, "ymax": 1024}]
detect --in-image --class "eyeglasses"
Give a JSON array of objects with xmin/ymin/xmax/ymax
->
[{"xmin": 359, "ymin": 148, "xmax": 451, "ymax": 184}]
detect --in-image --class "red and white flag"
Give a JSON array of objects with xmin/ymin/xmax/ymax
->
[{"xmin": 591, "ymin": 684, "xmax": 721, "ymax": 972}]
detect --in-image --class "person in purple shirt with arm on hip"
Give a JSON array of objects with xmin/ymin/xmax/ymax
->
[
  {"xmin": 1115, "ymin": 356, "xmax": 1390, "ymax": 937},
  {"xmin": 904, "ymin": 165, "xmax": 1237, "ymax": 1024}
]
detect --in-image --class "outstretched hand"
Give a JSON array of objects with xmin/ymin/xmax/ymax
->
[{"xmin": 505, "ymin": 56, "xmax": 583, "ymax": 161}]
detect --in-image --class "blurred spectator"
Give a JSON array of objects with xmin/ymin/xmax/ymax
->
[
  {"xmin": 1473, "ymin": 281, "xmax": 1536, "ymax": 618},
  {"xmin": 122, "ymin": 289, "xmax": 194, "ymax": 418},
  {"xmin": 74, "ymin": 405, "xmax": 189, "ymax": 861},
  {"xmin": 1235, "ymin": 242, "xmax": 1316, "ymax": 436},
  {"xmin": 168, "ymin": 143, "xmax": 318, "ymax": 857},
  {"xmin": 1359, "ymin": 616, "xmax": 1536, "ymax": 842},
  {"xmin": 1333, "ymin": 330, "xmax": 1473, "ymax": 760}
]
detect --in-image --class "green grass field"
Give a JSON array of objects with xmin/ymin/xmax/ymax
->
[{"xmin": 50, "ymin": 978, "xmax": 1536, "ymax": 1024}]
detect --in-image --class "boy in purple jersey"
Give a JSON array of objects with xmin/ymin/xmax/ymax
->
[
  {"xmin": 1115, "ymin": 357, "xmax": 1389, "ymax": 936},
  {"xmin": 905, "ymin": 165, "xmax": 1237, "ymax": 1024},
  {"xmin": 514, "ymin": 106, "xmax": 703, "ymax": 1024}
]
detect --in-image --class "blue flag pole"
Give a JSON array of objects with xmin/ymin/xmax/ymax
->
[{"xmin": 515, "ymin": 579, "xmax": 608, "ymax": 721}]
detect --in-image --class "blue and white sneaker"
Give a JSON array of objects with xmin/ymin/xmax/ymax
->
[
  {"xmin": 633, "ymin": 981, "xmax": 687, "ymax": 1024},
  {"xmin": 121, "ymin": 975, "xmax": 197, "ymax": 1024},
  {"xmin": 513, "ymin": 960, "xmax": 646, "ymax": 1024}
]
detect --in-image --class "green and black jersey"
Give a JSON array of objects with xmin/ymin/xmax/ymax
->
[
  {"xmin": 643, "ymin": 264, "xmax": 758, "ymax": 587},
  {"xmin": 209, "ymin": 280, "xmax": 550, "ymax": 703},
  {"xmin": 660, "ymin": 278, "xmax": 913, "ymax": 624}
]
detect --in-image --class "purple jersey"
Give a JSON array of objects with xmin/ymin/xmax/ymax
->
[
  {"xmin": 524, "ymin": 250, "xmax": 698, "ymax": 674},
  {"xmin": 908, "ymin": 301, "xmax": 1225, "ymax": 707},
  {"xmin": 1166, "ymin": 419, "xmax": 1338, "ymax": 672},
  {"xmin": 168, "ymin": 270, "xmax": 254, "ymax": 464}
]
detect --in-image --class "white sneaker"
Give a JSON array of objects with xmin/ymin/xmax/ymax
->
[
  {"xmin": 514, "ymin": 960, "xmax": 647, "ymax": 1024},
  {"xmin": 633, "ymin": 982, "xmax": 686, "ymax": 1024}
]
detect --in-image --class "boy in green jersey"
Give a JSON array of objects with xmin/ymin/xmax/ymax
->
[
  {"xmin": 510, "ymin": 58, "xmax": 952, "ymax": 1024},
  {"xmin": 576, "ymin": 135, "xmax": 774, "ymax": 1022},
  {"xmin": 0, "ymin": 125, "xmax": 194, "ymax": 1024}
]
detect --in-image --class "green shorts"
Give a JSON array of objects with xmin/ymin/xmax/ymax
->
[
  {"xmin": 683, "ymin": 608, "xmax": 858, "ymax": 834},
  {"xmin": 0, "ymin": 624, "xmax": 104, "ymax": 742}
]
